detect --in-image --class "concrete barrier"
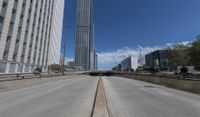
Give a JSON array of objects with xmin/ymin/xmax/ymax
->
[{"xmin": 115, "ymin": 74, "xmax": 200, "ymax": 95}]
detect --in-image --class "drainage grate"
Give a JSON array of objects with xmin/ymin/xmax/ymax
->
[{"xmin": 143, "ymin": 86, "xmax": 155, "ymax": 88}]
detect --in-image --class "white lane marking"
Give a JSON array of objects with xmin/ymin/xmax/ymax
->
[{"xmin": 47, "ymin": 85, "xmax": 66, "ymax": 93}]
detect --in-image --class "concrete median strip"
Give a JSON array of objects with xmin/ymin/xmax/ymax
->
[{"xmin": 92, "ymin": 77, "xmax": 109, "ymax": 117}]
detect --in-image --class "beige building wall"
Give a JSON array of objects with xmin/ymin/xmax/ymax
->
[{"xmin": 0, "ymin": 0, "xmax": 64, "ymax": 74}]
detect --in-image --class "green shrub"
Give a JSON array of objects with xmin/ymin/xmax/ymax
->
[{"xmin": 180, "ymin": 67, "xmax": 188, "ymax": 74}]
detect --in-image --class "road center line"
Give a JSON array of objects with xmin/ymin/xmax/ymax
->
[{"xmin": 92, "ymin": 77, "xmax": 109, "ymax": 117}]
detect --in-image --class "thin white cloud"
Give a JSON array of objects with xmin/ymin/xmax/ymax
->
[
  {"xmin": 166, "ymin": 41, "xmax": 192, "ymax": 47},
  {"xmin": 180, "ymin": 41, "xmax": 191, "ymax": 45},
  {"xmin": 97, "ymin": 46, "xmax": 162, "ymax": 70},
  {"xmin": 65, "ymin": 58, "xmax": 74, "ymax": 63},
  {"xmin": 97, "ymin": 41, "xmax": 192, "ymax": 70}
]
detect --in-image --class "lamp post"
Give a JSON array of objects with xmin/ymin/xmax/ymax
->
[
  {"xmin": 137, "ymin": 46, "xmax": 142, "ymax": 66},
  {"xmin": 62, "ymin": 0, "xmax": 72, "ymax": 75},
  {"xmin": 20, "ymin": 63, "xmax": 23, "ymax": 78}
]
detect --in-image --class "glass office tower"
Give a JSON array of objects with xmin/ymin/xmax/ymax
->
[{"xmin": 75, "ymin": 0, "xmax": 94, "ymax": 70}]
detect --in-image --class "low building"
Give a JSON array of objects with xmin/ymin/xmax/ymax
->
[
  {"xmin": 112, "ymin": 64, "xmax": 121, "ymax": 72},
  {"xmin": 145, "ymin": 50, "xmax": 196, "ymax": 73},
  {"xmin": 145, "ymin": 50, "xmax": 168, "ymax": 72},
  {"xmin": 116, "ymin": 64, "xmax": 122, "ymax": 71},
  {"xmin": 112, "ymin": 66, "xmax": 118, "ymax": 71},
  {"xmin": 67, "ymin": 61, "xmax": 75, "ymax": 69},
  {"xmin": 121, "ymin": 56, "xmax": 138, "ymax": 72}
]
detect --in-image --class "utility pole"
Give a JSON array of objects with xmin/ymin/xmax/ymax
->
[
  {"xmin": 138, "ymin": 47, "xmax": 142, "ymax": 66},
  {"xmin": 140, "ymin": 48, "xmax": 142, "ymax": 66},
  {"xmin": 62, "ymin": 29, "xmax": 67, "ymax": 75},
  {"xmin": 20, "ymin": 63, "xmax": 23, "ymax": 78},
  {"xmin": 62, "ymin": 0, "xmax": 71, "ymax": 75}
]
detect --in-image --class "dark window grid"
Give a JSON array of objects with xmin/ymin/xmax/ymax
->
[
  {"xmin": 13, "ymin": 0, "xmax": 29, "ymax": 61},
  {"xmin": 37, "ymin": 0, "xmax": 49, "ymax": 64},
  {"xmin": 42, "ymin": 3, "xmax": 52, "ymax": 65}
]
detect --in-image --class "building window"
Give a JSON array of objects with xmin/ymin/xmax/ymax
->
[
  {"xmin": 3, "ymin": 51, "xmax": 8, "ymax": 60},
  {"xmin": 9, "ymin": 22, "xmax": 14, "ymax": 33},
  {"xmin": 9, "ymin": 63, "xmax": 15, "ymax": 73},
  {"xmin": 21, "ymin": 54, "xmax": 24, "ymax": 59},
  {"xmin": 13, "ymin": 53, "xmax": 17, "ymax": 60},
  {"xmin": 16, "ymin": 39, "xmax": 20, "ymax": 44},
  {"xmin": 0, "ymin": 16, "xmax": 4, "ymax": 36},
  {"xmin": 6, "ymin": 36, "xmax": 11, "ymax": 43},
  {"xmin": 0, "ymin": 16, "xmax": 4, "ymax": 23},
  {"xmin": 12, "ymin": 9, "xmax": 16, "ymax": 15},
  {"xmin": 2, "ymin": 2, "xmax": 8, "ymax": 8},
  {"xmin": 0, "ymin": 63, "xmax": 6, "ymax": 73}
]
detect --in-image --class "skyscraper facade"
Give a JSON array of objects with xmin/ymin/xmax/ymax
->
[
  {"xmin": 0, "ymin": 0, "xmax": 64, "ymax": 74},
  {"xmin": 75, "ymin": 0, "xmax": 94, "ymax": 70},
  {"xmin": 49, "ymin": 0, "xmax": 64, "ymax": 65}
]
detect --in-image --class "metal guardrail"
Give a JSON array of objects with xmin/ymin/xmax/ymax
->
[
  {"xmin": 0, "ymin": 72, "xmax": 83, "ymax": 82},
  {"xmin": 0, "ymin": 72, "xmax": 47, "ymax": 78}
]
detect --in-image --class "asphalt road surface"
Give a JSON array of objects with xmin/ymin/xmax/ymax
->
[
  {"xmin": 1, "ymin": 75, "xmax": 200, "ymax": 117},
  {"xmin": 0, "ymin": 75, "xmax": 98, "ymax": 117},
  {"xmin": 103, "ymin": 76, "xmax": 200, "ymax": 117}
]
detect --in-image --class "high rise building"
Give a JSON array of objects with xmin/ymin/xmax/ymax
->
[
  {"xmin": 49, "ymin": 0, "xmax": 64, "ymax": 65},
  {"xmin": 75, "ymin": 0, "xmax": 94, "ymax": 70},
  {"xmin": 121, "ymin": 56, "xmax": 138, "ymax": 72},
  {"xmin": 0, "ymin": 0, "xmax": 64, "ymax": 74}
]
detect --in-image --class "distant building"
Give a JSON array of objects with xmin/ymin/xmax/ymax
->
[
  {"xmin": 112, "ymin": 66, "xmax": 117, "ymax": 71},
  {"xmin": 67, "ymin": 61, "xmax": 75, "ymax": 69},
  {"xmin": 138, "ymin": 56, "xmax": 145, "ymax": 67},
  {"xmin": 145, "ymin": 50, "xmax": 195, "ymax": 73},
  {"xmin": 75, "ymin": 0, "xmax": 94, "ymax": 70},
  {"xmin": 112, "ymin": 64, "xmax": 121, "ymax": 72},
  {"xmin": 121, "ymin": 56, "xmax": 138, "ymax": 72},
  {"xmin": 117, "ymin": 64, "xmax": 122, "ymax": 71},
  {"xmin": 112, "ymin": 56, "xmax": 138, "ymax": 72},
  {"xmin": 0, "ymin": 0, "xmax": 65, "ymax": 74},
  {"xmin": 145, "ymin": 50, "xmax": 168, "ymax": 72}
]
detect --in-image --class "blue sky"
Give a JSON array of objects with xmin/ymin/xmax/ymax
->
[{"xmin": 61, "ymin": 0, "xmax": 200, "ymax": 70}]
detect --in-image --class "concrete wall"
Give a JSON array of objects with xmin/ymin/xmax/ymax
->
[{"xmin": 114, "ymin": 73, "xmax": 200, "ymax": 94}]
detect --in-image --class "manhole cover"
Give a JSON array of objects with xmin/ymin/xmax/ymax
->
[{"xmin": 143, "ymin": 86, "xmax": 155, "ymax": 88}]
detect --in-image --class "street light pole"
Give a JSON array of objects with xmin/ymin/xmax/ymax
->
[
  {"xmin": 138, "ymin": 47, "xmax": 142, "ymax": 66},
  {"xmin": 20, "ymin": 63, "xmax": 23, "ymax": 78},
  {"xmin": 62, "ymin": 0, "xmax": 71, "ymax": 75},
  {"xmin": 62, "ymin": 28, "xmax": 67, "ymax": 75}
]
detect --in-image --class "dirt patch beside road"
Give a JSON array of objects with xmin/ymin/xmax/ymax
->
[
  {"xmin": 115, "ymin": 74, "xmax": 200, "ymax": 95},
  {"xmin": 0, "ymin": 75, "xmax": 80, "ymax": 93}
]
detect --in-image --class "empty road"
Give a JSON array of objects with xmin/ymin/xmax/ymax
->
[
  {"xmin": 0, "ymin": 75, "xmax": 200, "ymax": 117},
  {"xmin": 103, "ymin": 76, "xmax": 200, "ymax": 117},
  {"xmin": 0, "ymin": 75, "xmax": 98, "ymax": 117}
]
